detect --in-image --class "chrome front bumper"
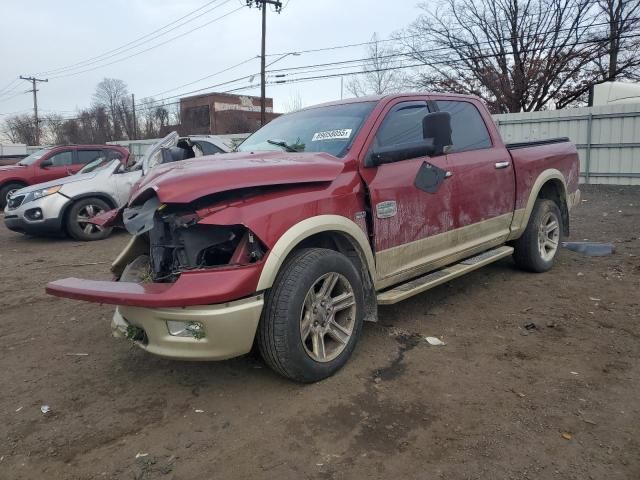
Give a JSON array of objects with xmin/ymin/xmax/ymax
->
[{"xmin": 112, "ymin": 294, "xmax": 264, "ymax": 361}]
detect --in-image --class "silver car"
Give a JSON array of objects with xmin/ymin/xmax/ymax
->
[{"xmin": 4, "ymin": 133, "xmax": 232, "ymax": 241}]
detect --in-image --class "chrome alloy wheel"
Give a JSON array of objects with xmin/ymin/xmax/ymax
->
[
  {"xmin": 538, "ymin": 211, "xmax": 560, "ymax": 262},
  {"xmin": 76, "ymin": 203, "xmax": 105, "ymax": 236},
  {"xmin": 300, "ymin": 272, "xmax": 357, "ymax": 363}
]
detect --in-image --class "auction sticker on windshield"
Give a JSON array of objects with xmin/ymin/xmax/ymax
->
[{"xmin": 311, "ymin": 129, "xmax": 353, "ymax": 141}]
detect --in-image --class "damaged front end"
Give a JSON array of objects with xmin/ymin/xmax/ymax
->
[{"xmin": 116, "ymin": 194, "xmax": 267, "ymax": 283}]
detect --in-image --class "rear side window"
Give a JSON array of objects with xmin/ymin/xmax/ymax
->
[
  {"xmin": 76, "ymin": 150, "xmax": 105, "ymax": 165},
  {"xmin": 375, "ymin": 101, "xmax": 429, "ymax": 148},
  {"xmin": 105, "ymin": 149, "xmax": 124, "ymax": 161},
  {"xmin": 195, "ymin": 141, "xmax": 225, "ymax": 155},
  {"xmin": 435, "ymin": 100, "xmax": 492, "ymax": 152},
  {"xmin": 49, "ymin": 151, "xmax": 73, "ymax": 166}
]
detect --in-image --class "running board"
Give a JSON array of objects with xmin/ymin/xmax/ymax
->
[{"xmin": 376, "ymin": 246, "xmax": 514, "ymax": 305}]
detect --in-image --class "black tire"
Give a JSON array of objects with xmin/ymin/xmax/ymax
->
[
  {"xmin": 513, "ymin": 199, "xmax": 563, "ymax": 273},
  {"xmin": 258, "ymin": 248, "xmax": 365, "ymax": 383},
  {"xmin": 0, "ymin": 182, "xmax": 26, "ymax": 209},
  {"xmin": 65, "ymin": 197, "xmax": 113, "ymax": 241}
]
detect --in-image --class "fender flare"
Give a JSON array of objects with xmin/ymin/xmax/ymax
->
[
  {"xmin": 256, "ymin": 214, "xmax": 376, "ymax": 291},
  {"xmin": 509, "ymin": 168, "xmax": 567, "ymax": 239}
]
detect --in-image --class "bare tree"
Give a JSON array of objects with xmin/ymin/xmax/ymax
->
[
  {"xmin": 398, "ymin": 0, "xmax": 620, "ymax": 112},
  {"xmin": 93, "ymin": 78, "xmax": 129, "ymax": 139},
  {"xmin": 3, "ymin": 115, "xmax": 37, "ymax": 145},
  {"xmin": 44, "ymin": 114, "xmax": 65, "ymax": 144},
  {"xmin": 283, "ymin": 92, "xmax": 304, "ymax": 112},
  {"xmin": 347, "ymin": 33, "xmax": 405, "ymax": 97}
]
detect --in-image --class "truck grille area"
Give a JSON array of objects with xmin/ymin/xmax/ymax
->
[{"xmin": 148, "ymin": 213, "xmax": 265, "ymax": 282}]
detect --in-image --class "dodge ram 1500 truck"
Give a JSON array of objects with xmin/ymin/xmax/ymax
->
[{"xmin": 46, "ymin": 93, "xmax": 580, "ymax": 383}]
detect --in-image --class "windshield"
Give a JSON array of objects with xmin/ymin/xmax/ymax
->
[
  {"xmin": 79, "ymin": 157, "xmax": 116, "ymax": 174},
  {"xmin": 237, "ymin": 102, "xmax": 376, "ymax": 157},
  {"xmin": 18, "ymin": 148, "xmax": 52, "ymax": 166}
]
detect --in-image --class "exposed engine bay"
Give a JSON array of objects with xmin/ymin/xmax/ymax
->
[{"xmin": 121, "ymin": 195, "xmax": 265, "ymax": 282}]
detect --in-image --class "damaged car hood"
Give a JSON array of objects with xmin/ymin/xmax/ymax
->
[{"xmin": 131, "ymin": 151, "xmax": 345, "ymax": 204}]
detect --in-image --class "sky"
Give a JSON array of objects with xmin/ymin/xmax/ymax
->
[{"xmin": 0, "ymin": 0, "xmax": 424, "ymax": 120}]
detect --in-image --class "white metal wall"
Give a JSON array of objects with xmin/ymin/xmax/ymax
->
[{"xmin": 494, "ymin": 103, "xmax": 640, "ymax": 185}]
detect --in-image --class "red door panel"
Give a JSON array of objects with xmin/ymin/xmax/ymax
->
[
  {"xmin": 361, "ymin": 156, "xmax": 452, "ymax": 251},
  {"xmin": 446, "ymin": 147, "xmax": 515, "ymax": 229},
  {"xmin": 433, "ymin": 98, "xmax": 515, "ymax": 232},
  {"xmin": 358, "ymin": 99, "xmax": 455, "ymax": 280},
  {"xmin": 33, "ymin": 150, "xmax": 75, "ymax": 184}
]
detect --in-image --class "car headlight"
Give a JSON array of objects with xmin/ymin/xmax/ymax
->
[{"xmin": 24, "ymin": 185, "xmax": 62, "ymax": 204}]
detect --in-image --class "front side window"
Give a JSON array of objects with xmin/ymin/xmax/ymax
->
[
  {"xmin": 18, "ymin": 148, "xmax": 52, "ymax": 166},
  {"xmin": 374, "ymin": 101, "xmax": 429, "ymax": 149},
  {"xmin": 435, "ymin": 100, "xmax": 492, "ymax": 152},
  {"xmin": 237, "ymin": 102, "xmax": 377, "ymax": 158},
  {"xmin": 48, "ymin": 151, "xmax": 73, "ymax": 166},
  {"xmin": 76, "ymin": 150, "xmax": 105, "ymax": 165}
]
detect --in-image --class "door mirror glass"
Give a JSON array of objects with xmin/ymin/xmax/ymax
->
[
  {"xmin": 368, "ymin": 140, "xmax": 436, "ymax": 166},
  {"xmin": 422, "ymin": 111, "xmax": 452, "ymax": 156},
  {"xmin": 40, "ymin": 158, "xmax": 53, "ymax": 168}
]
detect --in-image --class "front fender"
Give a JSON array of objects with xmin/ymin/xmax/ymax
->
[{"xmin": 255, "ymin": 214, "xmax": 376, "ymax": 291}]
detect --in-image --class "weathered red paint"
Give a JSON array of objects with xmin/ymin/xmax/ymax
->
[
  {"xmin": 131, "ymin": 151, "xmax": 346, "ymax": 205},
  {"xmin": 46, "ymin": 93, "xmax": 580, "ymax": 308},
  {"xmin": 45, "ymin": 262, "xmax": 264, "ymax": 307}
]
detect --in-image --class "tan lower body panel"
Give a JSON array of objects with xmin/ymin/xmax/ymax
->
[
  {"xmin": 375, "ymin": 213, "xmax": 513, "ymax": 290},
  {"xmin": 377, "ymin": 246, "xmax": 514, "ymax": 305},
  {"xmin": 113, "ymin": 295, "xmax": 264, "ymax": 361}
]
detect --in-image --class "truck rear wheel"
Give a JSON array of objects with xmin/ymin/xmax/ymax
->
[
  {"xmin": 513, "ymin": 199, "xmax": 562, "ymax": 272},
  {"xmin": 258, "ymin": 248, "xmax": 364, "ymax": 383}
]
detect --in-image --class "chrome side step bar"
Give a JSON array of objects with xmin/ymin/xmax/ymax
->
[{"xmin": 376, "ymin": 246, "xmax": 514, "ymax": 305}]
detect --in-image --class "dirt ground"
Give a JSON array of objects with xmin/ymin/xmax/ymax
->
[{"xmin": 0, "ymin": 185, "xmax": 639, "ymax": 480}]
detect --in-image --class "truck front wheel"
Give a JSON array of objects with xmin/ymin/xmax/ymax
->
[
  {"xmin": 513, "ymin": 199, "xmax": 563, "ymax": 272},
  {"xmin": 258, "ymin": 248, "xmax": 364, "ymax": 383}
]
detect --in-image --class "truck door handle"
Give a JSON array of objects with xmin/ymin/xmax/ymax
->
[
  {"xmin": 445, "ymin": 171, "xmax": 453, "ymax": 178},
  {"xmin": 495, "ymin": 161, "xmax": 511, "ymax": 169}
]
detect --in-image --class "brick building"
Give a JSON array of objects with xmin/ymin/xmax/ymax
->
[{"xmin": 179, "ymin": 92, "xmax": 278, "ymax": 135}]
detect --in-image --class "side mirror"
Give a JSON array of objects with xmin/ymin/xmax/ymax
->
[
  {"xmin": 368, "ymin": 140, "xmax": 436, "ymax": 166},
  {"xmin": 40, "ymin": 159, "xmax": 52, "ymax": 168},
  {"xmin": 366, "ymin": 111, "xmax": 453, "ymax": 167},
  {"xmin": 422, "ymin": 111, "xmax": 452, "ymax": 155}
]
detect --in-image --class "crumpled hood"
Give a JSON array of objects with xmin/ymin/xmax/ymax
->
[
  {"xmin": 131, "ymin": 151, "xmax": 345, "ymax": 204},
  {"xmin": 17, "ymin": 170, "xmax": 100, "ymax": 195}
]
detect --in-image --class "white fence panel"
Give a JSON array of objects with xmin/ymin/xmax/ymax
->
[{"xmin": 494, "ymin": 103, "xmax": 640, "ymax": 185}]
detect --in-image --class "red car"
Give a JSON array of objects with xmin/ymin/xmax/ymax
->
[
  {"xmin": 48, "ymin": 93, "xmax": 580, "ymax": 382},
  {"xmin": 0, "ymin": 144, "xmax": 130, "ymax": 208}
]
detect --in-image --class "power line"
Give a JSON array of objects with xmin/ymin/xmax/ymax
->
[
  {"xmin": 148, "ymin": 56, "xmax": 259, "ymax": 98},
  {"xmin": 48, "ymin": 2, "xmax": 244, "ymax": 79},
  {"xmin": 36, "ymin": 0, "xmax": 225, "ymax": 76},
  {"xmin": 270, "ymin": 32, "xmax": 640, "ymax": 88},
  {"xmin": 7, "ymin": 15, "xmax": 638, "ymax": 119},
  {"xmin": 0, "ymin": 78, "xmax": 21, "ymax": 97}
]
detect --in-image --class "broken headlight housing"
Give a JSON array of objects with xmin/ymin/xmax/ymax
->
[{"xmin": 123, "ymin": 197, "xmax": 266, "ymax": 282}]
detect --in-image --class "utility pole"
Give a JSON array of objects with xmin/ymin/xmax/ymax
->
[
  {"xmin": 131, "ymin": 93, "xmax": 137, "ymax": 140},
  {"xmin": 246, "ymin": 0, "xmax": 283, "ymax": 126},
  {"xmin": 19, "ymin": 75, "xmax": 48, "ymax": 145}
]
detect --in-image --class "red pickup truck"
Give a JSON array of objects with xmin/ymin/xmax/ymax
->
[
  {"xmin": 0, "ymin": 144, "xmax": 129, "ymax": 209},
  {"xmin": 47, "ymin": 93, "xmax": 580, "ymax": 382}
]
